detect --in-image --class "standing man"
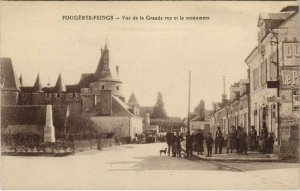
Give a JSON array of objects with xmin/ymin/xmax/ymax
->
[
  {"xmin": 166, "ymin": 130, "xmax": 174, "ymax": 156},
  {"xmin": 266, "ymin": 132, "xmax": 274, "ymax": 154},
  {"xmin": 260, "ymin": 125, "xmax": 268, "ymax": 153},
  {"xmin": 229, "ymin": 126, "xmax": 237, "ymax": 153},
  {"xmin": 186, "ymin": 131, "xmax": 194, "ymax": 157},
  {"xmin": 240, "ymin": 128, "xmax": 248, "ymax": 155},
  {"xmin": 236, "ymin": 126, "xmax": 242, "ymax": 153},
  {"xmin": 215, "ymin": 127, "xmax": 223, "ymax": 154},
  {"xmin": 206, "ymin": 132, "xmax": 213, "ymax": 157},
  {"xmin": 173, "ymin": 132, "xmax": 183, "ymax": 157}
]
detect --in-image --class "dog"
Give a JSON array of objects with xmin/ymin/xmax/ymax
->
[{"xmin": 159, "ymin": 148, "xmax": 167, "ymax": 156}]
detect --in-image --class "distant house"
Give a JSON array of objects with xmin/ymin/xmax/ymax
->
[{"xmin": 189, "ymin": 115, "xmax": 210, "ymax": 138}]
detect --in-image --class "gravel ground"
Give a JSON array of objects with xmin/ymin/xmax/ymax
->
[{"xmin": 1, "ymin": 143, "xmax": 299, "ymax": 189}]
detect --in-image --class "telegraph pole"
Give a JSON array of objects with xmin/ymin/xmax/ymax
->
[
  {"xmin": 270, "ymin": 29, "xmax": 280, "ymax": 145},
  {"xmin": 187, "ymin": 71, "xmax": 191, "ymax": 135},
  {"xmin": 186, "ymin": 71, "xmax": 191, "ymax": 152}
]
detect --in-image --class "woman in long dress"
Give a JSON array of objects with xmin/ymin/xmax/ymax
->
[
  {"xmin": 194, "ymin": 130, "xmax": 204, "ymax": 155},
  {"xmin": 249, "ymin": 126, "xmax": 257, "ymax": 151}
]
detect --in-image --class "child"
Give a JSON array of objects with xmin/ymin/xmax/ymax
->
[{"xmin": 206, "ymin": 133, "xmax": 213, "ymax": 157}]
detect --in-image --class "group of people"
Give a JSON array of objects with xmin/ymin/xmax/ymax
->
[
  {"xmin": 166, "ymin": 125, "xmax": 275, "ymax": 158},
  {"xmin": 251, "ymin": 125, "xmax": 275, "ymax": 154},
  {"xmin": 166, "ymin": 131, "xmax": 184, "ymax": 157},
  {"xmin": 166, "ymin": 130, "xmax": 214, "ymax": 157},
  {"xmin": 225, "ymin": 126, "xmax": 249, "ymax": 155},
  {"xmin": 224, "ymin": 125, "xmax": 274, "ymax": 155},
  {"xmin": 186, "ymin": 130, "xmax": 214, "ymax": 157}
]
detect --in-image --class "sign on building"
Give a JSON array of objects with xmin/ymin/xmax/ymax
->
[
  {"xmin": 283, "ymin": 42, "xmax": 299, "ymax": 66},
  {"xmin": 281, "ymin": 70, "xmax": 299, "ymax": 89},
  {"xmin": 280, "ymin": 126, "xmax": 291, "ymax": 140},
  {"xmin": 292, "ymin": 90, "xmax": 300, "ymax": 110}
]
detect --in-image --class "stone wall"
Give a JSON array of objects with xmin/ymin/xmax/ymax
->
[
  {"xmin": 1, "ymin": 90, "xmax": 19, "ymax": 105},
  {"xmin": 90, "ymin": 116, "xmax": 130, "ymax": 137}
]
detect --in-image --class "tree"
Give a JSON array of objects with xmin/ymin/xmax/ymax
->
[
  {"xmin": 194, "ymin": 99, "xmax": 205, "ymax": 121},
  {"xmin": 66, "ymin": 114, "xmax": 100, "ymax": 140},
  {"xmin": 151, "ymin": 92, "xmax": 168, "ymax": 119}
]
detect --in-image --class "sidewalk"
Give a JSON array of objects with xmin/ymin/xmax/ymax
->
[{"xmin": 181, "ymin": 141, "xmax": 281, "ymax": 162}]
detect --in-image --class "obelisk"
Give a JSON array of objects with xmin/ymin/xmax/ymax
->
[{"xmin": 44, "ymin": 105, "xmax": 55, "ymax": 142}]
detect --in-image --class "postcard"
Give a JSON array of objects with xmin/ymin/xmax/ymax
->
[{"xmin": 1, "ymin": 1, "xmax": 299, "ymax": 190}]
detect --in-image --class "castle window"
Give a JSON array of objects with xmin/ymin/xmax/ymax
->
[
  {"xmin": 116, "ymin": 86, "xmax": 119, "ymax": 91},
  {"xmin": 57, "ymin": 93, "xmax": 61, "ymax": 97},
  {"xmin": 102, "ymin": 85, "xmax": 105, "ymax": 90}
]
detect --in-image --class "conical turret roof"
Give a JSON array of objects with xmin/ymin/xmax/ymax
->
[
  {"xmin": 54, "ymin": 73, "xmax": 66, "ymax": 92},
  {"xmin": 127, "ymin": 92, "xmax": 139, "ymax": 107},
  {"xmin": 33, "ymin": 73, "xmax": 42, "ymax": 92},
  {"xmin": 0, "ymin": 58, "xmax": 21, "ymax": 91},
  {"xmin": 94, "ymin": 43, "xmax": 121, "ymax": 82}
]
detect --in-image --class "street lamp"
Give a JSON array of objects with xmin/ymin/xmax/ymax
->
[{"xmin": 269, "ymin": 28, "xmax": 281, "ymax": 145}]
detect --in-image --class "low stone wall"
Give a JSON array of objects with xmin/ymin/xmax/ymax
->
[{"xmin": 1, "ymin": 137, "xmax": 130, "ymax": 156}]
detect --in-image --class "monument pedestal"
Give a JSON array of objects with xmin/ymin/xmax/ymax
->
[{"xmin": 44, "ymin": 105, "xmax": 55, "ymax": 143}]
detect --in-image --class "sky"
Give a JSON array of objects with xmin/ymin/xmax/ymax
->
[{"xmin": 0, "ymin": 1, "xmax": 298, "ymax": 118}]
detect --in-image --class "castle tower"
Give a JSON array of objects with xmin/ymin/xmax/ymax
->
[
  {"xmin": 0, "ymin": 58, "xmax": 20, "ymax": 105},
  {"xmin": 89, "ymin": 42, "xmax": 124, "ymax": 99},
  {"xmin": 95, "ymin": 43, "xmax": 111, "ymax": 81},
  {"xmin": 127, "ymin": 92, "xmax": 140, "ymax": 116}
]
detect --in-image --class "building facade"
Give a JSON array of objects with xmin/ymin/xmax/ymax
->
[
  {"xmin": 209, "ymin": 79, "xmax": 250, "ymax": 138},
  {"xmin": 210, "ymin": 6, "xmax": 299, "ymax": 153},
  {"xmin": 245, "ymin": 7, "xmax": 299, "ymax": 145}
]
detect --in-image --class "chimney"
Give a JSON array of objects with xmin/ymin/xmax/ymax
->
[
  {"xmin": 116, "ymin": 66, "xmax": 119, "ymax": 75},
  {"xmin": 44, "ymin": 105, "xmax": 55, "ymax": 142}
]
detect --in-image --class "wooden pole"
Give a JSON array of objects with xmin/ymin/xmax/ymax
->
[{"xmin": 187, "ymin": 71, "xmax": 191, "ymax": 134}]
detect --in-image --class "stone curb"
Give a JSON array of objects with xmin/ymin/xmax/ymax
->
[{"xmin": 181, "ymin": 146, "xmax": 282, "ymax": 162}]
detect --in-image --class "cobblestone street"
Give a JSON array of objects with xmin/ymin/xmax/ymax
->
[{"xmin": 2, "ymin": 143, "xmax": 299, "ymax": 189}]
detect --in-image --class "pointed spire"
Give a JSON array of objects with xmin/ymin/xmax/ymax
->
[
  {"xmin": 95, "ymin": 41, "xmax": 112, "ymax": 81},
  {"xmin": 33, "ymin": 73, "xmax": 42, "ymax": 92},
  {"xmin": 54, "ymin": 73, "xmax": 66, "ymax": 92},
  {"xmin": 127, "ymin": 92, "xmax": 139, "ymax": 107},
  {"xmin": 19, "ymin": 74, "xmax": 23, "ymax": 86}
]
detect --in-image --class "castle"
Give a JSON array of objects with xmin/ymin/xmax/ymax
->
[{"xmin": 0, "ymin": 43, "xmax": 143, "ymax": 142}]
